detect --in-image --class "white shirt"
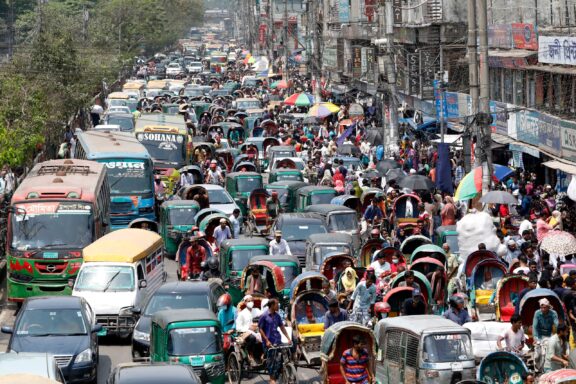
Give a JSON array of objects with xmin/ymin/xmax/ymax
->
[
  {"xmin": 229, "ymin": 214, "xmax": 240, "ymax": 239},
  {"xmin": 370, "ymin": 260, "xmax": 391, "ymax": 277},
  {"xmin": 499, "ymin": 327, "xmax": 525, "ymax": 352},
  {"xmin": 269, "ymin": 238, "xmax": 291, "ymax": 256},
  {"xmin": 519, "ymin": 220, "xmax": 533, "ymax": 235},
  {"xmin": 236, "ymin": 308, "xmax": 253, "ymax": 332}
]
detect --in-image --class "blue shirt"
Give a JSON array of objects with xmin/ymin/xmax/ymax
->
[
  {"xmin": 443, "ymin": 308, "xmax": 472, "ymax": 325},
  {"xmin": 258, "ymin": 311, "xmax": 283, "ymax": 346},
  {"xmin": 325, "ymin": 308, "xmax": 348, "ymax": 329},
  {"xmin": 363, "ymin": 205, "xmax": 383, "ymax": 221},
  {"xmin": 218, "ymin": 306, "xmax": 237, "ymax": 332},
  {"xmin": 213, "ymin": 225, "xmax": 231, "ymax": 247},
  {"xmin": 340, "ymin": 348, "xmax": 370, "ymax": 383},
  {"xmin": 533, "ymin": 309, "xmax": 559, "ymax": 340},
  {"xmin": 351, "ymin": 281, "xmax": 377, "ymax": 310}
]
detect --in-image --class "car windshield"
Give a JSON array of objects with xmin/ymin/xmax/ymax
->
[
  {"xmin": 444, "ymin": 234, "xmax": 459, "ymax": 254},
  {"xmin": 168, "ymin": 207, "xmax": 199, "ymax": 226},
  {"xmin": 310, "ymin": 192, "xmax": 337, "ymax": 205},
  {"xmin": 280, "ymin": 265, "xmax": 298, "ymax": 286},
  {"xmin": 423, "ymin": 334, "xmax": 474, "ymax": 363},
  {"xmin": 105, "ymin": 160, "xmax": 153, "ymax": 195},
  {"xmin": 207, "ymin": 189, "xmax": 234, "ymax": 204},
  {"xmin": 328, "ymin": 213, "xmax": 358, "ymax": 232},
  {"xmin": 144, "ymin": 293, "xmax": 209, "ymax": 315},
  {"xmin": 184, "ymin": 89, "xmax": 204, "ymax": 97},
  {"xmin": 277, "ymin": 173, "xmax": 302, "ymax": 182},
  {"xmin": 282, "ymin": 222, "xmax": 327, "ymax": 241},
  {"xmin": 11, "ymin": 202, "xmax": 94, "ymax": 252},
  {"xmin": 136, "ymin": 132, "xmax": 186, "ymax": 165},
  {"xmin": 231, "ymin": 249, "xmax": 265, "ymax": 271},
  {"xmin": 17, "ymin": 308, "xmax": 88, "ymax": 336},
  {"xmin": 237, "ymin": 100, "xmax": 261, "ymax": 109},
  {"xmin": 237, "ymin": 177, "xmax": 262, "ymax": 192},
  {"xmin": 313, "ymin": 245, "xmax": 351, "ymax": 265},
  {"xmin": 74, "ymin": 265, "xmax": 134, "ymax": 292},
  {"xmin": 168, "ymin": 327, "xmax": 222, "ymax": 356}
]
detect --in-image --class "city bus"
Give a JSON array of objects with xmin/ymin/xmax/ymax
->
[
  {"xmin": 209, "ymin": 52, "xmax": 228, "ymax": 73},
  {"xmin": 6, "ymin": 159, "xmax": 111, "ymax": 301},
  {"xmin": 135, "ymin": 114, "xmax": 191, "ymax": 178},
  {"xmin": 75, "ymin": 131, "xmax": 155, "ymax": 229}
]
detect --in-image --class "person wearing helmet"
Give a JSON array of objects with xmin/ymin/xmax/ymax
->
[
  {"xmin": 185, "ymin": 235, "xmax": 206, "ymax": 279},
  {"xmin": 443, "ymin": 295, "xmax": 472, "ymax": 325},
  {"xmin": 200, "ymin": 257, "xmax": 221, "ymax": 281},
  {"xmin": 217, "ymin": 293, "xmax": 237, "ymax": 333},
  {"xmin": 205, "ymin": 160, "xmax": 223, "ymax": 185}
]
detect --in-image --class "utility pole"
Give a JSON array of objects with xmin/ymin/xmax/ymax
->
[
  {"xmin": 477, "ymin": 0, "xmax": 493, "ymax": 194},
  {"xmin": 283, "ymin": 0, "xmax": 288, "ymax": 80},
  {"xmin": 311, "ymin": 0, "xmax": 322, "ymax": 102},
  {"xmin": 267, "ymin": 0, "xmax": 274, "ymax": 66},
  {"xmin": 465, "ymin": 0, "xmax": 478, "ymax": 173},
  {"xmin": 384, "ymin": 0, "xmax": 399, "ymax": 152}
]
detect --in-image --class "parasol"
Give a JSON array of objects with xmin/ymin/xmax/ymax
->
[
  {"xmin": 540, "ymin": 231, "xmax": 576, "ymax": 256},
  {"xmin": 398, "ymin": 175, "xmax": 435, "ymax": 191},
  {"xmin": 270, "ymin": 79, "xmax": 290, "ymax": 89},
  {"xmin": 283, "ymin": 92, "xmax": 314, "ymax": 106},
  {"xmin": 376, "ymin": 159, "xmax": 401, "ymax": 173},
  {"xmin": 386, "ymin": 168, "xmax": 406, "ymax": 182},
  {"xmin": 479, "ymin": 190, "xmax": 518, "ymax": 205},
  {"xmin": 362, "ymin": 169, "xmax": 381, "ymax": 179},
  {"xmin": 454, "ymin": 164, "xmax": 515, "ymax": 201},
  {"xmin": 308, "ymin": 102, "xmax": 340, "ymax": 118}
]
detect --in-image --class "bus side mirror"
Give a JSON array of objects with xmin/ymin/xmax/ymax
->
[{"xmin": 138, "ymin": 280, "xmax": 148, "ymax": 289}]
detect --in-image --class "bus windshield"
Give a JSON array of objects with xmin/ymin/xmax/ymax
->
[
  {"xmin": 136, "ymin": 132, "xmax": 186, "ymax": 165},
  {"xmin": 105, "ymin": 160, "xmax": 153, "ymax": 195},
  {"xmin": 11, "ymin": 202, "xmax": 94, "ymax": 252}
]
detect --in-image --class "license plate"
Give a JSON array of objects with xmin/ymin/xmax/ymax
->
[
  {"xmin": 43, "ymin": 252, "xmax": 58, "ymax": 259},
  {"xmin": 190, "ymin": 355, "xmax": 205, "ymax": 366},
  {"xmin": 451, "ymin": 363, "xmax": 463, "ymax": 372}
]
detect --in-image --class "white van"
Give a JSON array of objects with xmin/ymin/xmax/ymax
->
[{"xmin": 72, "ymin": 229, "xmax": 166, "ymax": 338}]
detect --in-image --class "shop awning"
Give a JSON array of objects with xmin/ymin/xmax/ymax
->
[
  {"xmin": 543, "ymin": 160, "xmax": 576, "ymax": 175},
  {"xmin": 492, "ymin": 133, "xmax": 516, "ymax": 145},
  {"xmin": 524, "ymin": 65, "xmax": 576, "ymax": 75},
  {"xmin": 488, "ymin": 50, "xmax": 538, "ymax": 68}
]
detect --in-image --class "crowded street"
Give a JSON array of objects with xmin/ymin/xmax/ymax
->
[{"xmin": 2, "ymin": 1, "xmax": 576, "ymax": 384}]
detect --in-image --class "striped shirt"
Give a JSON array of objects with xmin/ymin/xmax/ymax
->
[{"xmin": 340, "ymin": 348, "xmax": 369, "ymax": 383}]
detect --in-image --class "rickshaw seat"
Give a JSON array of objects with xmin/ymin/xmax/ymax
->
[
  {"xmin": 327, "ymin": 362, "xmax": 346, "ymax": 384},
  {"xmin": 475, "ymin": 289, "xmax": 493, "ymax": 305},
  {"xmin": 500, "ymin": 305, "xmax": 515, "ymax": 320},
  {"xmin": 298, "ymin": 323, "xmax": 325, "ymax": 338}
]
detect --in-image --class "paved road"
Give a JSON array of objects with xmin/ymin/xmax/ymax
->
[{"xmin": 0, "ymin": 258, "xmax": 320, "ymax": 384}]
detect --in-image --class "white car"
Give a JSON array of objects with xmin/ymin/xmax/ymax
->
[
  {"xmin": 269, "ymin": 156, "xmax": 306, "ymax": 173},
  {"xmin": 165, "ymin": 62, "xmax": 183, "ymax": 77},
  {"xmin": 186, "ymin": 61, "xmax": 203, "ymax": 74},
  {"xmin": 106, "ymin": 106, "xmax": 131, "ymax": 114},
  {"xmin": 202, "ymin": 184, "xmax": 241, "ymax": 216}
]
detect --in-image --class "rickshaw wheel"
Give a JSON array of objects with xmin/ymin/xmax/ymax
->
[
  {"xmin": 227, "ymin": 352, "xmax": 243, "ymax": 384},
  {"xmin": 280, "ymin": 363, "xmax": 297, "ymax": 384}
]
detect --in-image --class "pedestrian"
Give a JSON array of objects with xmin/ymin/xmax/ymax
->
[
  {"xmin": 229, "ymin": 208, "xmax": 241, "ymax": 239},
  {"xmin": 269, "ymin": 230, "xmax": 291, "ymax": 256},
  {"xmin": 544, "ymin": 323, "xmax": 570, "ymax": 372},
  {"xmin": 258, "ymin": 298, "xmax": 292, "ymax": 384},
  {"xmin": 339, "ymin": 335, "xmax": 374, "ymax": 384},
  {"xmin": 213, "ymin": 218, "xmax": 232, "ymax": 248},
  {"xmin": 325, "ymin": 298, "xmax": 348, "ymax": 328},
  {"xmin": 497, "ymin": 314, "xmax": 525, "ymax": 354},
  {"xmin": 348, "ymin": 274, "xmax": 377, "ymax": 326}
]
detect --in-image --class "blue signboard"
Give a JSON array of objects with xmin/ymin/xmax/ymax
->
[
  {"xmin": 538, "ymin": 113, "xmax": 561, "ymax": 154},
  {"xmin": 339, "ymin": 0, "xmax": 350, "ymax": 22},
  {"xmin": 445, "ymin": 92, "xmax": 459, "ymax": 120},
  {"xmin": 516, "ymin": 110, "xmax": 539, "ymax": 146}
]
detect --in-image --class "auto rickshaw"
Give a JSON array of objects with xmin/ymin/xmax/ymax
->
[
  {"xmin": 477, "ymin": 352, "xmax": 527, "ymax": 384},
  {"xmin": 175, "ymin": 236, "xmax": 214, "ymax": 280},
  {"xmin": 320, "ymin": 321, "xmax": 375, "ymax": 384},
  {"xmin": 495, "ymin": 275, "xmax": 529, "ymax": 322},
  {"xmin": 391, "ymin": 193, "xmax": 422, "ymax": 235},
  {"xmin": 305, "ymin": 233, "xmax": 354, "ymax": 272},
  {"xmin": 519, "ymin": 288, "xmax": 566, "ymax": 329},
  {"xmin": 225, "ymin": 171, "xmax": 263, "ymax": 211},
  {"xmin": 159, "ymin": 200, "xmax": 200, "ymax": 257},
  {"xmin": 304, "ymin": 204, "xmax": 360, "ymax": 250},
  {"xmin": 409, "ymin": 244, "xmax": 448, "ymax": 266},
  {"xmin": 198, "ymin": 213, "xmax": 231, "ymax": 246},
  {"xmin": 239, "ymin": 260, "xmax": 286, "ymax": 304},
  {"xmin": 435, "ymin": 225, "xmax": 459, "ymax": 258},
  {"xmin": 265, "ymin": 181, "xmax": 309, "ymax": 213},
  {"xmin": 320, "ymin": 253, "xmax": 358, "ymax": 286},
  {"xmin": 219, "ymin": 238, "xmax": 270, "ymax": 304},
  {"xmin": 467, "ymin": 258, "xmax": 507, "ymax": 319},
  {"xmin": 289, "ymin": 272, "xmax": 330, "ymax": 366},
  {"xmin": 296, "ymin": 186, "xmax": 337, "ymax": 212},
  {"xmin": 380, "ymin": 286, "xmax": 428, "ymax": 317},
  {"xmin": 399, "ymin": 235, "xmax": 432, "ymax": 258},
  {"xmin": 390, "ymin": 270, "xmax": 433, "ymax": 304},
  {"xmin": 269, "ymin": 168, "xmax": 304, "ymax": 183},
  {"xmin": 250, "ymin": 254, "xmax": 301, "ymax": 298},
  {"xmin": 150, "ymin": 309, "xmax": 225, "ymax": 384}
]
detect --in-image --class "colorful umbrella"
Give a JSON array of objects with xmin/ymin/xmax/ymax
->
[
  {"xmin": 308, "ymin": 102, "xmax": 340, "ymax": 118},
  {"xmin": 454, "ymin": 164, "xmax": 515, "ymax": 201},
  {"xmin": 284, "ymin": 92, "xmax": 314, "ymax": 106},
  {"xmin": 271, "ymin": 80, "xmax": 290, "ymax": 89},
  {"xmin": 540, "ymin": 231, "xmax": 576, "ymax": 256}
]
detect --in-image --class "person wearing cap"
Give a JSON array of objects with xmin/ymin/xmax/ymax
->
[
  {"xmin": 370, "ymin": 251, "xmax": 391, "ymax": 278},
  {"xmin": 185, "ymin": 235, "xmax": 206, "ymax": 279},
  {"xmin": 401, "ymin": 289, "xmax": 426, "ymax": 316},
  {"xmin": 544, "ymin": 323, "xmax": 570, "ymax": 372},
  {"xmin": 269, "ymin": 230, "xmax": 291, "ymax": 256},
  {"xmin": 205, "ymin": 159, "xmax": 224, "ymax": 185},
  {"xmin": 213, "ymin": 218, "xmax": 232, "ymax": 248},
  {"xmin": 325, "ymin": 298, "xmax": 348, "ymax": 329},
  {"xmin": 533, "ymin": 297, "xmax": 559, "ymax": 342}
]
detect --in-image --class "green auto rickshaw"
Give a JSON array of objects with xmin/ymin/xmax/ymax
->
[
  {"xmin": 265, "ymin": 181, "xmax": 309, "ymax": 213},
  {"xmin": 269, "ymin": 168, "xmax": 304, "ymax": 183},
  {"xmin": 224, "ymin": 171, "xmax": 263, "ymax": 212},
  {"xmin": 161, "ymin": 103, "xmax": 180, "ymax": 115},
  {"xmin": 159, "ymin": 200, "xmax": 200, "ymax": 257},
  {"xmin": 190, "ymin": 101, "xmax": 211, "ymax": 117},
  {"xmin": 219, "ymin": 238, "xmax": 269, "ymax": 304},
  {"xmin": 296, "ymin": 186, "xmax": 337, "ymax": 212},
  {"xmin": 151, "ymin": 309, "xmax": 225, "ymax": 384},
  {"xmin": 435, "ymin": 225, "xmax": 459, "ymax": 259},
  {"xmin": 250, "ymin": 254, "xmax": 301, "ymax": 300}
]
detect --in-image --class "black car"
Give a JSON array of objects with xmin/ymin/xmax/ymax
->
[
  {"xmin": 108, "ymin": 363, "xmax": 200, "ymax": 384},
  {"xmin": 1, "ymin": 296, "xmax": 102, "ymax": 384},
  {"xmin": 131, "ymin": 280, "xmax": 226, "ymax": 359},
  {"xmin": 270, "ymin": 212, "xmax": 328, "ymax": 267}
]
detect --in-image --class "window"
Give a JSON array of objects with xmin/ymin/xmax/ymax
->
[
  {"xmin": 137, "ymin": 265, "xmax": 144, "ymax": 281},
  {"xmin": 503, "ymin": 69, "xmax": 514, "ymax": 103},
  {"xmin": 554, "ymin": 74, "xmax": 563, "ymax": 110},
  {"xmin": 514, "ymin": 71, "xmax": 525, "ymax": 106},
  {"xmin": 527, "ymin": 71, "xmax": 536, "ymax": 108},
  {"xmin": 490, "ymin": 69, "xmax": 501, "ymax": 101}
]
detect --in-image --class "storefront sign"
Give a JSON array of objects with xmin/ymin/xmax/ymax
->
[
  {"xmin": 490, "ymin": 101, "xmax": 509, "ymax": 135},
  {"xmin": 352, "ymin": 46, "xmax": 362, "ymax": 77},
  {"xmin": 538, "ymin": 113, "xmax": 562, "ymax": 154},
  {"xmin": 561, "ymin": 120, "xmax": 576, "ymax": 162},
  {"xmin": 509, "ymin": 143, "xmax": 539, "ymax": 158},
  {"xmin": 338, "ymin": 0, "xmax": 350, "ymax": 22},
  {"xmin": 489, "ymin": 24, "xmax": 513, "ymax": 49},
  {"xmin": 445, "ymin": 92, "xmax": 459, "ymax": 120},
  {"xmin": 323, "ymin": 47, "xmax": 338, "ymax": 70},
  {"xmin": 407, "ymin": 52, "xmax": 419, "ymax": 96},
  {"xmin": 516, "ymin": 110, "xmax": 540, "ymax": 146},
  {"xmin": 393, "ymin": 0, "xmax": 402, "ymax": 24},
  {"xmin": 539, "ymin": 36, "xmax": 576, "ymax": 65},
  {"xmin": 420, "ymin": 48, "xmax": 437, "ymax": 99},
  {"xmin": 512, "ymin": 23, "xmax": 537, "ymax": 50}
]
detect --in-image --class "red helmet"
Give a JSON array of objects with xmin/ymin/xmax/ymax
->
[
  {"xmin": 374, "ymin": 302, "xmax": 390, "ymax": 314},
  {"xmin": 217, "ymin": 293, "xmax": 232, "ymax": 307}
]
